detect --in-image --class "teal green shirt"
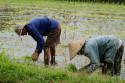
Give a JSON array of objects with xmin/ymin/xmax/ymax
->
[{"xmin": 81, "ymin": 35, "xmax": 120, "ymax": 73}]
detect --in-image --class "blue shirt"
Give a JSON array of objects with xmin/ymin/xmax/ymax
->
[
  {"xmin": 81, "ymin": 35, "xmax": 120, "ymax": 73},
  {"xmin": 25, "ymin": 17, "xmax": 59, "ymax": 53}
]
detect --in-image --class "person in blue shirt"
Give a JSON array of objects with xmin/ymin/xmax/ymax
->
[
  {"xmin": 69, "ymin": 35, "xmax": 124, "ymax": 75},
  {"xmin": 14, "ymin": 17, "xmax": 61, "ymax": 65}
]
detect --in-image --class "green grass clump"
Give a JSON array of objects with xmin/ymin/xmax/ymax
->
[
  {"xmin": 67, "ymin": 63, "xmax": 77, "ymax": 72},
  {"xmin": 64, "ymin": 72, "xmax": 122, "ymax": 83},
  {"xmin": 0, "ymin": 51, "xmax": 67, "ymax": 83},
  {"xmin": 23, "ymin": 55, "xmax": 32, "ymax": 61},
  {"xmin": 0, "ymin": 51, "xmax": 125, "ymax": 83}
]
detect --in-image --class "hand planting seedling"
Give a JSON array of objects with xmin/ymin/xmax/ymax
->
[{"xmin": 23, "ymin": 55, "xmax": 32, "ymax": 61}]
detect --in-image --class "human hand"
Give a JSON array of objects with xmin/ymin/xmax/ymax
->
[{"xmin": 31, "ymin": 53, "xmax": 39, "ymax": 61}]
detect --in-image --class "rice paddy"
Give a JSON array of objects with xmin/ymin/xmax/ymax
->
[{"xmin": 0, "ymin": 0, "xmax": 125, "ymax": 82}]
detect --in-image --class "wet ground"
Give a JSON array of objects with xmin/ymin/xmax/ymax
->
[
  {"xmin": 0, "ymin": 32, "xmax": 90, "ymax": 69},
  {"xmin": 0, "ymin": 1, "xmax": 125, "ymax": 79}
]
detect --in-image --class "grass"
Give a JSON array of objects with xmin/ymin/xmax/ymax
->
[
  {"xmin": 0, "ymin": 51, "xmax": 67, "ymax": 83},
  {"xmin": 0, "ymin": 51, "xmax": 125, "ymax": 83}
]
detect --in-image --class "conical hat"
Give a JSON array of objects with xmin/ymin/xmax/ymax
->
[{"xmin": 68, "ymin": 38, "xmax": 86, "ymax": 60}]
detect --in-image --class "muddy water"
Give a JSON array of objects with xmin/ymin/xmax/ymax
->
[
  {"xmin": 0, "ymin": 32, "xmax": 89, "ymax": 69},
  {"xmin": 0, "ymin": 3, "xmax": 125, "ymax": 79}
]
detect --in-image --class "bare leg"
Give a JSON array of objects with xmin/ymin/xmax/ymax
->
[
  {"xmin": 50, "ymin": 46, "xmax": 56, "ymax": 64},
  {"xmin": 44, "ymin": 47, "xmax": 50, "ymax": 65}
]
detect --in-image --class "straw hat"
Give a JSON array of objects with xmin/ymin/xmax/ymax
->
[
  {"xmin": 68, "ymin": 38, "xmax": 87, "ymax": 60},
  {"xmin": 14, "ymin": 23, "xmax": 25, "ymax": 36}
]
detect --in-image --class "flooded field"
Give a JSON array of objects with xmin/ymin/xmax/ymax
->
[{"xmin": 0, "ymin": 0, "xmax": 125, "ymax": 79}]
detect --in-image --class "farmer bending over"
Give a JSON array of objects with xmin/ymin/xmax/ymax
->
[
  {"xmin": 14, "ymin": 17, "xmax": 61, "ymax": 65},
  {"xmin": 68, "ymin": 35, "xmax": 124, "ymax": 75}
]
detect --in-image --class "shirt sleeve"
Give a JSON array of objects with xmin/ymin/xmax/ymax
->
[
  {"xmin": 35, "ymin": 33, "xmax": 45, "ymax": 53},
  {"xmin": 29, "ymin": 28, "xmax": 45, "ymax": 53},
  {"xmin": 84, "ymin": 46, "xmax": 100, "ymax": 73}
]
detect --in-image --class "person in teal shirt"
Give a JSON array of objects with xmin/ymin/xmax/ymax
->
[{"xmin": 69, "ymin": 35, "xmax": 124, "ymax": 75}]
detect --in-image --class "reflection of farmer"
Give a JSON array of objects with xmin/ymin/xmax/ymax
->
[
  {"xmin": 69, "ymin": 35, "xmax": 124, "ymax": 75},
  {"xmin": 14, "ymin": 17, "xmax": 61, "ymax": 65}
]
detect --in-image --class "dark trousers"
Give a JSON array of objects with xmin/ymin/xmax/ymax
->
[{"xmin": 102, "ymin": 43, "xmax": 124, "ymax": 75}]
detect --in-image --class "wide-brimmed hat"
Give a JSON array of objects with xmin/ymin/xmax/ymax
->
[
  {"xmin": 14, "ymin": 23, "xmax": 25, "ymax": 36},
  {"xmin": 68, "ymin": 38, "xmax": 87, "ymax": 60}
]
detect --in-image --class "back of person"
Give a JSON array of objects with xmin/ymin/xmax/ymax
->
[
  {"xmin": 25, "ymin": 17, "xmax": 59, "ymax": 36},
  {"xmin": 95, "ymin": 35, "xmax": 119, "ymax": 58},
  {"xmin": 85, "ymin": 35, "xmax": 120, "ymax": 63}
]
